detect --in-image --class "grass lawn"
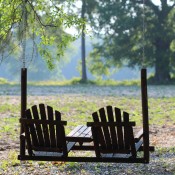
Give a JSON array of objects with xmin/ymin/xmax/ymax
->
[{"xmin": 0, "ymin": 85, "xmax": 175, "ymax": 174}]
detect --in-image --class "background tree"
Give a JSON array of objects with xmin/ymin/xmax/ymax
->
[
  {"xmin": 64, "ymin": 0, "xmax": 97, "ymax": 82},
  {"xmin": 87, "ymin": 0, "xmax": 175, "ymax": 83},
  {"xmin": 0, "ymin": 0, "xmax": 84, "ymax": 69}
]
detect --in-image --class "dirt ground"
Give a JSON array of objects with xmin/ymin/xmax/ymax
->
[
  {"xmin": 0, "ymin": 125, "xmax": 175, "ymax": 160},
  {"xmin": 0, "ymin": 92, "xmax": 175, "ymax": 174},
  {"xmin": 0, "ymin": 125, "xmax": 175, "ymax": 175}
]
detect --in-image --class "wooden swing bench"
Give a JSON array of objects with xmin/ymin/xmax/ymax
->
[
  {"xmin": 18, "ymin": 69, "xmax": 154, "ymax": 163},
  {"xmin": 18, "ymin": 106, "xmax": 153, "ymax": 163}
]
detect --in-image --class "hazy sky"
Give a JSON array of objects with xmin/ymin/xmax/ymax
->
[{"xmin": 152, "ymin": 0, "xmax": 173, "ymax": 5}]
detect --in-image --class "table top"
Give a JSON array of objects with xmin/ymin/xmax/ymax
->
[{"xmin": 66, "ymin": 125, "xmax": 92, "ymax": 142}]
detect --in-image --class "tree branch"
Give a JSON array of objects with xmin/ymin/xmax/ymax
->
[
  {"xmin": 26, "ymin": 0, "xmax": 58, "ymax": 28},
  {"xmin": 161, "ymin": 0, "xmax": 167, "ymax": 6},
  {"xmin": 144, "ymin": 0, "xmax": 160, "ymax": 14}
]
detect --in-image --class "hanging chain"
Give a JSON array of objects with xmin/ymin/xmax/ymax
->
[
  {"xmin": 21, "ymin": 0, "xmax": 27, "ymax": 68},
  {"xmin": 142, "ymin": 0, "xmax": 145, "ymax": 68}
]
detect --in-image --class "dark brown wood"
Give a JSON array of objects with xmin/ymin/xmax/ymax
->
[
  {"xmin": 66, "ymin": 137, "xmax": 92, "ymax": 143},
  {"xmin": 129, "ymin": 127, "xmax": 137, "ymax": 158},
  {"xmin": 55, "ymin": 110, "xmax": 62, "ymax": 148},
  {"xmin": 59, "ymin": 124, "xmax": 68, "ymax": 157},
  {"xmin": 107, "ymin": 106, "xmax": 118, "ymax": 149},
  {"xmin": 18, "ymin": 155, "xmax": 148, "ymax": 163},
  {"xmin": 115, "ymin": 108, "xmax": 124, "ymax": 149},
  {"xmin": 99, "ymin": 107, "xmax": 111, "ymax": 149},
  {"xmin": 39, "ymin": 104, "xmax": 50, "ymax": 147},
  {"xmin": 55, "ymin": 110, "xmax": 61, "ymax": 120},
  {"xmin": 20, "ymin": 104, "xmax": 74, "ymax": 158},
  {"xmin": 91, "ymin": 126, "xmax": 101, "ymax": 157},
  {"xmin": 47, "ymin": 106, "xmax": 56, "ymax": 147},
  {"xmin": 123, "ymin": 112, "xmax": 130, "ymax": 149},
  {"xmin": 66, "ymin": 125, "xmax": 92, "ymax": 142},
  {"xmin": 31, "ymin": 105, "xmax": 44, "ymax": 146},
  {"xmin": 25, "ymin": 109, "xmax": 39, "ymax": 146},
  {"xmin": 72, "ymin": 145, "xmax": 94, "ymax": 150},
  {"xmin": 141, "ymin": 68, "xmax": 149, "ymax": 163},
  {"xmin": 89, "ymin": 106, "xmax": 143, "ymax": 159},
  {"xmin": 87, "ymin": 122, "xmax": 136, "ymax": 127},
  {"xmin": 66, "ymin": 125, "xmax": 92, "ymax": 149},
  {"xmin": 18, "ymin": 69, "xmax": 153, "ymax": 163},
  {"xmin": 92, "ymin": 112, "xmax": 106, "ymax": 147},
  {"xmin": 20, "ymin": 118, "xmax": 67, "ymax": 125},
  {"xmin": 20, "ymin": 68, "xmax": 27, "ymax": 156},
  {"xmin": 138, "ymin": 146, "xmax": 155, "ymax": 152},
  {"xmin": 23, "ymin": 121, "xmax": 33, "ymax": 156}
]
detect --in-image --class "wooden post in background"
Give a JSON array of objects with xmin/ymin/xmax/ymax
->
[
  {"xmin": 20, "ymin": 68, "xmax": 27, "ymax": 156},
  {"xmin": 141, "ymin": 68, "xmax": 149, "ymax": 163}
]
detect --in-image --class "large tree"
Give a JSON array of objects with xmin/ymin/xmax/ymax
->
[
  {"xmin": 81, "ymin": 0, "xmax": 98, "ymax": 81},
  {"xmin": 87, "ymin": 0, "xmax": 175, "ymax": 83},
  {"xmin": 0, "ymin": 0, "xmax": 84, "ymax": 69},
  {"xmin": 64, "ymin": 0, "xmax": 97, "ymax": 81}
]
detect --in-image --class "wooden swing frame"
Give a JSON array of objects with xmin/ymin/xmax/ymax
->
[{"xmin": 18, "ymin": 68, "xmax": 154, "ymax": 163}]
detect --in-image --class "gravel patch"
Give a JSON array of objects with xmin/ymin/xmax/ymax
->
[
  {"xmin": 0, "ymin": 150, "xmax": 175, "ymax": 175},
  {"xmin": 1, "ymin": 84, "xmax": 175, "ymax": 98}
]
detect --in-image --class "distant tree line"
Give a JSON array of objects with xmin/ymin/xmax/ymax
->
[{"xmin": 0, "ymin": 0, "xmax": 175, "ymax": 83}]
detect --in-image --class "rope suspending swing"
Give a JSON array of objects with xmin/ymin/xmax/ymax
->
[
  {"xmin": 142, "ymin": 0, "xmax": 146, "ymax": 68},
  {"xmin": 21, "ymin": 0, "xmax": 28, "ymax": 69}
]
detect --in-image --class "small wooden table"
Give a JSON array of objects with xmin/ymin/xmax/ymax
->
[
  {"xmin": 66, "ymin": 125, "xmax": 92, "ymax": 142},
  {"xmin": 66, "ymin": 125, "xmax": 93, "ymax": 150}
]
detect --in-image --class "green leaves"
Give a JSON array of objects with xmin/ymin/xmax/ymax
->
[
  {"xmin": 0, "ymin": 0, "xmax": 84, "ymax": 69},
  {"xmin": 87, "ymin": 0, "xmax": 175, "ymax": 81}
]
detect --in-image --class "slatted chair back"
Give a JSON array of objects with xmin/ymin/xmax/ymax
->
[
  {"xmin": 88, "ymin": 106, "xmax": 137, "ymax": 158},
  {"xmin": 20, "ymin": 104, "xmax": 68, "ymax": 157}
]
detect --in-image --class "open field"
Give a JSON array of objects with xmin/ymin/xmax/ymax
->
[{"xmin": 0, "ymin": 85, "xmax": 175, "ymax": 175}]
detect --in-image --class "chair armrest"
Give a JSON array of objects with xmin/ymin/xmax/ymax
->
[
  {"xmin": 87, "ymin": 121, "xmax": 136, "ymax": 127},
  {"xmin": 19, "ymin": 118, "xmax": 67, "ymax": 125},
  {"xmin": 134, "ymin": 129, "xmax": 143, "ymax": 142}
]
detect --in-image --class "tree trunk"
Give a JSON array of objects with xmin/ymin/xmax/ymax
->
[
  {"xmin": 81, "ymin": 0, "xmax": 87, "ymax": 82},
  {"xmin": 153, "ymin": 3, "xmax": 171, "ymax": 84},
  {"xmin": 154, "ymin": 38, "xmax": 171, "ymax": 83}
]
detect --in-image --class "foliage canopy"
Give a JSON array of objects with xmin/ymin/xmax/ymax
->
[
  {"xmin": 87, "ymin": 0, "xmax": 175, "ymax": 83},
  {"xmin": 0, "ymin": 0, "xmax": 84, "ymax": 69}
]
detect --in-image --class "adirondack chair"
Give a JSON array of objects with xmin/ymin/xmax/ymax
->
[
  {"xmin": 19, "ymin": 104, "xmax": 75, "ymax": 158},
  {"xmin": 87, "ymin": 106, "xmax": 143, "ymax": 158}
]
